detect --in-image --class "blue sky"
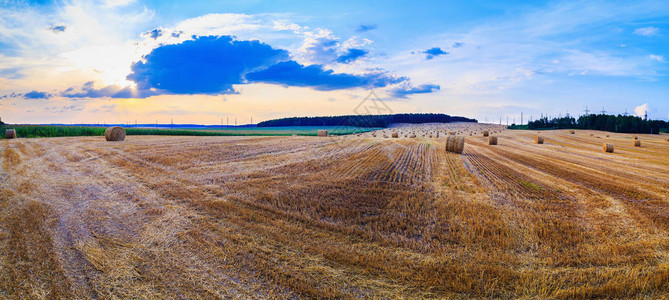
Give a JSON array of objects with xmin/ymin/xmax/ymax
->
[{"xmin": 0, "ymin": 0, "xmax": 668, "ymax": 124}]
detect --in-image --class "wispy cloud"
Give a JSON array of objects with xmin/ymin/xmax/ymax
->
[
  {"xmin": 634, "ymin": 26, "xmax": 659, "ymax": 36},
  {"xmin": 389, "ymin": 83, "xmax": 440, "ymax": 99},
  {"xmin": 356, "ymin": 24, "xmax": 377, "ymax": 33},
  {"xmin": 649, "ymin": 54, "xmax": 665, "ymax": 62},
  {"xmin": 48, "ymin": 24, "xmax": 66, "ymax": 33},
  {"xmin": 382, "ymin": 0, "xmax": 669, "ymax": 120}
]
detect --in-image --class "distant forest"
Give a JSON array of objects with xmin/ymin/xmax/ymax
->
[
  {"xmin": 521, "ymin": 114, "xmax": 668, "ymax": 133},
  {"xmin": 257, "ymin": 113, "xmax": 477, "ymax": 128}
]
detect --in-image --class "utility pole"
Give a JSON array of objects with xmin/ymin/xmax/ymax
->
[
  {"xmin": 600, "ymin": 107, "xmax": 607, "ymax": 115},
  {"xmin": 623, "ymin": 109, "xmax": 629, "ymax": 116},
  {"xmin": 584, "ymin": 106, "xmax": 590, "ymax": 115},
  {"xmin": 499, "ymin": 117, "xmax": 502, "ymax": 125},
  {"xmin": 644, "ymin": 110, "xmax": 648, "ymax": 121},
  {"xmin": 506, "ymin": 116, "xmax": 509, "ymax": 126},
  {"xmin": 227, "ymin": 116, "xmax": 229, "ymax": 126},
  {"xmin": 235, "ymin": 117, "xmax": 237, "ymax": 126},
  {"xmin": 251, "ymin": 116, "xmax": 253, "ymax": 124}
]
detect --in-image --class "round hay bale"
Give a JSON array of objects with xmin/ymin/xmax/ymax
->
[
  {"xmin": 483, "ymin": 130, "xmax": 489, "ymax": 137},
  {"xmin": 5, "ymin": 129, "xmax": 17, "ymax": 139},
  {"xmin": 606, "ymin": 135, "xmax": 610, "ymax": 138},
  {"xmin": 634, "ymin": 136, "xmax": 638, "ymax": 140},
  {"xmin": 104, "ymin": 126, "xmax": 126, "ymax": 141},
  {"xmin": 391, "ymin": 132, "xmax": 399, "ymax": 138},
  {"xmin": 453, "ymin": 136, "xmax": 465, "ymax": 154},
  {"xmin": 603, "ymin": 143, "xmax": 614, "ymax": 153},
  {"xmin": 535, "ymin": 136, "xmax": 544, "ymax": 144},
  {"xmin": 634, "ymin": 140, "xmax": 641, "ymax": 147},
  {"xmin": 448, "ymin": 131, "xmax": 454, "ymax": 135},
  {"xmin": 317, "ymin": 130, "xmax": 328, "ymax": 137},
  {"xmin": 446, "ymin": 136, "xmax": 455, "ymax": 152},
  {"xmin": 445, "ymin": 136, "xmax": 465, "ymax": 154},
  {"xmin": 569, "ymin": 130, "xmax": 575, "ymax": 134},
  {"xmin": 488, "ymin": 136, "xmax": 498, "ymax": 145},
  {"xmin": 383, "ymin": 134, "xmax": 388, "ymax": 138},
  {"xmin": 409, "ymin": 134, "xmax": 416, "ymax": 138}
]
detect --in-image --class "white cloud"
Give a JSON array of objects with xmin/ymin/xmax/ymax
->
[
  {"xmin": 103, "ymin": 0, "xmax": 136, "ymax": 7},
  {"xmin": 649, "ymin": 54, "xmax": 665, "ymax": 62},
  {"xmin": 175, "ymin": 13, "xmax": 264, "ymax": 37},
  {"xmin": 634, "ymin": 103, "xmax": 649, "ymax": 117},
  {"xmin": 557, "ymin": 49, "xmax": 646, "ymax": 76},
  {"xmin": 272, "ymin": 20, "xmax": 308, "ymax": 33},
  {"xmin": 296, "ymin": 29, "xmax": 340, "ymax": 65},
  {"xmin": 634, "ymin": 26, "xmax": 659, "ymax": 36},
  {"xmin": 0, "ymin": 0, "xmax": 154, "ymax": 89}
]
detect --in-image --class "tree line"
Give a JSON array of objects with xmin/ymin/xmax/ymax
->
[
  {"xmin": 257, "ymin": 113, "xmax": 477, "ymax": 128},
  {"xmin": 524, "ymin": 114, "xmax": 668, "ymax": 133}
]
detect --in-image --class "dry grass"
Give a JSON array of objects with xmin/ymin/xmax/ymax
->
[{"xmin": 0, "ymin": 126, "xmax": 668, "ymax": 298}]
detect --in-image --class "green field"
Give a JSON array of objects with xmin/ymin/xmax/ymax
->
[{"xmin": 0, "ymin": 125, "xmax": 380, "ymax": 139}]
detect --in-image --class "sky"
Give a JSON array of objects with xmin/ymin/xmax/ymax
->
[{"xmin": 1, "ymin": 0, "xmax": 668, "ymax": 125}]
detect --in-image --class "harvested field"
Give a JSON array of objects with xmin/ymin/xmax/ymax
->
[{"xmin": 1, "ymin": 124, "xmax": 668, "ymax": 298}]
